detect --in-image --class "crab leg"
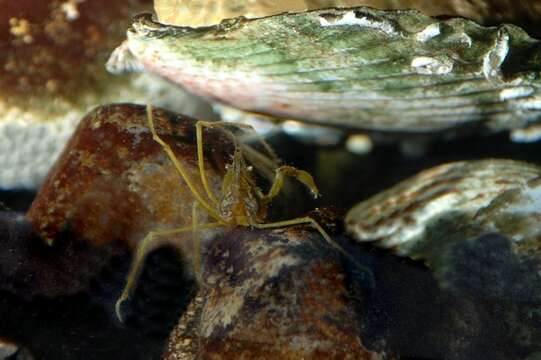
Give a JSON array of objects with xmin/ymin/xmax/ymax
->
[
  {"xmin": 115, "ymin": 222, "xmax": 222, "ymax": 322},
  {"xmin": 147, "ymin": 105, "xmax": 221, "ymax": 221},
  {"xmin": 262, "ymin": 165, "xmax": 320, "ymax": 203}
]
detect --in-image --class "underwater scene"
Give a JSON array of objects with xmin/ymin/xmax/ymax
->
[{"xmin": 1, "ymin": 0, "xmax": 541, "ymax": 359}]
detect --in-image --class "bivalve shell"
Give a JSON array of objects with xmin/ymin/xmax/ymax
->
[{"xmin": 109, "ymin": 8, "xmax": 541, "ymax": 139}]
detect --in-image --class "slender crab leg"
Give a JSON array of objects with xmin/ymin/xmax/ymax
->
[
  {"xmin": 115, "ymin": 222, "xmax": 222, "ymax": 321},
  {"xmin": 263, "ymin": 165, "xmax": 320, "ymax": 202},
  {"xmin": 192, "ymin": 202, "xmax": 208, "ymax": 287},
  {"xmin": 147, "ymin": 105, "xmax": 221, "ymax": 221},
  {"xmin": 194, "ymin": 116, "xmax": 370, "ymax": 279}
]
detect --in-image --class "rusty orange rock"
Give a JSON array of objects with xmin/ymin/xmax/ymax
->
[{"xmin": 27, "ymin": 104, "xmax": 232, "ymax": 250}]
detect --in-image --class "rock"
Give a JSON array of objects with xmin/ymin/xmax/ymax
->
[
  {"xmin": 164, "ymin": 226, "xmax": 384, "ymax": 359},
  {"xmin": 0, "ymin": 0, "xmax": 214, "ymax": 189},
  {"xmin": 26, "ymin": 103, "xmax": 231, "ymax": 250},
  {"xmin": 0, "ymin": 338, "xmax": 19, "ymax": 358}
]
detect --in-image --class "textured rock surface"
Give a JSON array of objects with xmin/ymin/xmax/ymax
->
[
  {"xmin": 345, "ymin": 158, "xmax": 541, "ymax": 267},
  {"xmin": 26, "ymin": 104, "xmax": 231, "ymax": 250},
  {"xmin": 111, "ymin": 8, "xmax": 541, "ymax": 139},
  {"xmin": 165, "ymin": 226, "xmax": 384, "ymax": 360}
]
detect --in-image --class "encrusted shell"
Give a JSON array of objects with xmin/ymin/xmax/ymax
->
[
  {"xmin": 110, "ymin": 8, "xmax": 541, "ymax": 138},
  {"xmin": 345, "ymin": 159, "xmax": 541, "ymax": 258}
]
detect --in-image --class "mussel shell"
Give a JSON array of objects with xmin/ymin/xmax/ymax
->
[{"xmin": 110, "ymin": 8, "xmax": 541, "ymax": 138}]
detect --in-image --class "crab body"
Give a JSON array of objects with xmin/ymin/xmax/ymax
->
[{"xmin": 219, "ymin": 149, "xmax": 266, "ymax": 226}]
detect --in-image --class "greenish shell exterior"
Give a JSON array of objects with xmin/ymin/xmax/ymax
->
[{"xmin": 109, "ymin": 8, "xmax": 541, "ymax": 137}]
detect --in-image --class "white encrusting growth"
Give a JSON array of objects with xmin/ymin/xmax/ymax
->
[
  {"xmin": 411, "ymin": 56, "xmax": 453, "ymax": 75},
  {"xmin": 483, "ymin": 28, "xmax": 510, "ymax": 83},
  {"xmin": 61, "ymin": 0, "xmax": 83, "ymax": 21},
  {"xmin": 511, "ymin": 124, "xmax": 541, "ymax": 143},
  {"xmin": 215, "ymin": 104, "xmax": 279, "ymax": 137},
  {"xmin": 504, "ymin": 184, "xmax": 541, "ymax": 215},
  {"xmin": 346, "ymin": 134, "xmax": 373, "ymax": 155},
  {"xmin": 415, "ymin": 23, "xmax": 440, "ymax": 42},
  {"xmin": 456, "ymin": 32, "xmax": 473, "ymax": 47},
  {"xmin": 318, "ymin": 11, "xmax": 398, "ymax": 36},
  {"xmin": 281, "ymin": 120, "xmax": 342, "ymax": 146},
  {"xmin": 516, "ymin": 97, "xmax": 541, "ymax": 110},
  {"xmin": 499, "ymin": 86, "xmax": 534, "ymax": 101}
]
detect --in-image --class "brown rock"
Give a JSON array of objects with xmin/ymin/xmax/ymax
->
[
  {"xmin": 27, "ymin": 103, "xmax": 232, "ymax": 250},
  {"xmin": 0, "ymin": 0, "xmax": 213, "ymax": 189},
  {"xmin": 165, "ymin": 226, "xmax": 385, "ymax": 360},
  {"xmin": 0, "ymin": 0, "xmax": 150, "ymax": 106},
  {"xmin": 13, "ymin": 103, "xmax": 233, "ymax": 299},
  {"xmin": 1, "ymin": 103, "xmax": 231, "ymax": 299}
]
